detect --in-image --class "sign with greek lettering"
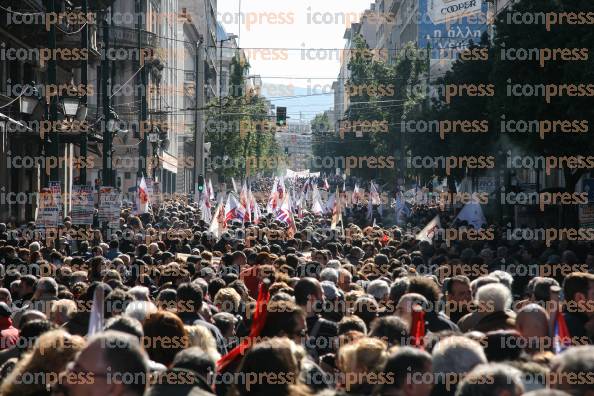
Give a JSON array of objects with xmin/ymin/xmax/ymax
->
[
  {"xmin": 429, "ymin": 0, "xmax": 482, "ymax": 24},
  {"xmin": 419, "ymin": 0, "xmax": 489, "ymax": 61},
  {"xmin": 71, "ymin": 185, "xmax": 94, "ymax": 225},
  {"xmin": 99, "ymin": 186, "xmax": 121, "ymax": 228}
]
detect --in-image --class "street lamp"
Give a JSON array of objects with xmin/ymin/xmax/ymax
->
[
  {"xmin": 106, "ymin": 107, "xmax": 119, "ymax": 134},
  {"xmin": 19, "ymin": 83, "xmax": 41, "ymax": 115},
  {"xmin": 61, "ymin": 96, "xmax": 81, "ymax": 118}
]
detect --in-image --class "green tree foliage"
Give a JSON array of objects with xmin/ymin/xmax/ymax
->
[
  {"xmin": 310, "ymin": 111, "xmax": 334, "ymax": 172},
  {"xmin": 489, "ymin": 0, "xmax": 594, "ymax": 193},
  {"xmin": 424, "ymin": 0, "xmax": 594, "ymax": 225},
  {"xmin": 332, "ymin": 35, "xmax": 428, "ymax": 181},
  {"xmin": 205, "ymin": 54, "xmax": 281, "ymax": 178}
]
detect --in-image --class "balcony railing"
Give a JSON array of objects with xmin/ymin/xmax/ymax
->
[{"xmin": 99, "ymin": 26, "xmax": 159, "ymax": 49}]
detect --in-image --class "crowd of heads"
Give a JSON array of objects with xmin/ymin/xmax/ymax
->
[{"xmin": 0, "ymin": 178, "xmax": 592, "ymax": 396}]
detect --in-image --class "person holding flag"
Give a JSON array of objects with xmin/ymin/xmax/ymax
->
[
  {"xmin": 331, "ymin": 186, "xmax": 342, "ymax": 231},
  {"xmin": 136, "ymin": 176, "xmax": 151, "ymax": 214}
]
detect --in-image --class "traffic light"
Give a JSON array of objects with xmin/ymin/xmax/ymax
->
[
  {"xmin": 197, "ymin": 174, "xmax": 205, "ymax": 193},
  {"xmin": 276, "ymin": 107, "xmax": 287, "ymax": 126}
]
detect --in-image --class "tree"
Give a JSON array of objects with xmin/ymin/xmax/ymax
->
[
  {"xmin": 337, "ymin": 36, "xmax": 428, "ymax": 182},
  {"xmin": 205, "ymin": 53, "xmax": 281, "ymax": 179},
  {"xmin": 310, "ymin": 112, "xmax": 333, "ymax": 173},
  {"xmin": 421, "ymin": 0, "xmax": 594, "ymax": 226}
]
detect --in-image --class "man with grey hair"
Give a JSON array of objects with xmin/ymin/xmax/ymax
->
[
  {"xmin": 319, "ymin": 267, "xmax": 339, "ymax": 284},
  {"xmin": 432, "ymin": 336, "xmax": 488, "ymax": 396},
  {"xmin": 367, "ymin": 279, "xmax": 390, "ymax": 303},
  {"xmin": 459, "ymin": 283, "xmax": 515, "ymax": 332},
  {"xmin": 490, "ymin": 270, "xmax": 514, "ymax": 290},
  {"xmin": 128, "ymin": 286, "xmax": 150, "ymax": 301},
  {"xmin": 455, "ymin": 363, "xmax": 524, "ymax": 396},
  {"xmin": 551, "ymin": 345, "xmax": 594, "ymax": 396},
  {"xmin": 64, "ymin": 330, "xmax": 150, "ymax": 396},
  {"xmin": 326, "ymin": 259, "xmax": 341, "ymax": 269}
]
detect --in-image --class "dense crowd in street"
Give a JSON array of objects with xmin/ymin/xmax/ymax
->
[{"xmin": 0, "ymin": 179, "xmax": 592, "ymax": 396}]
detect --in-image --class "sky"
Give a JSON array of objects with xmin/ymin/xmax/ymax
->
[{"xmin": 217, "ymin": 0, "xmax": 373, "ymax": 120}]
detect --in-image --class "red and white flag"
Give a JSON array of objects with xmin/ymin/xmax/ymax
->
[
  {"xmin": 415, "ymin": 216, "xmax": 441, "ymax": 244},
  {"xmin": 331, "ymin": 186, "xmax": 342, "ymax": 230},
  {"xmin": 225, "ymin": 193, "xmax": 246, "ymax": 223},
  {"xmin": 207, "ymin": 179, "xmax": 215, "ymax": 200},
  {"xmin": 239, "ymin": 182, "xmax": 251, "ymax": 223},
  {"xmin": 200, "ymin": 188, "xmax": 212, "ymax": 223},
  {"xmin": 311, "ymin": 185, "xmax": 324, "ymax": 215},
  {"xmin": 136, "ymin": 177, "xmax": 150, "ymax": 214},
  {"xmin": 251, "ymin": 189, "xmax": 262, "ymax": 224},
  {"xmin": 276, "ymin": 193, "xmax": 296, "ymax": 238},
  {"xmin": 266, "ymin": 178, "xmax": 279, "ymax": 213},
  {"xmin": 209, "ymin": 199, "xmax": 225, "ymax": 238}
]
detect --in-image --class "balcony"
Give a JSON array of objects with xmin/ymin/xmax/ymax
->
[
  {"xmin": 70, "ymin": 0, "xmax": 117, "ymax": 11},
  {"xmin": 99, "ymin": 26, "xmax": 159, "ymax": 49}
]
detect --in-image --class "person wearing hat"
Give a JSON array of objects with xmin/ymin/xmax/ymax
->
[{"xmin": 0, "ymin": 302, "xmax": 17, "ymax": 350}]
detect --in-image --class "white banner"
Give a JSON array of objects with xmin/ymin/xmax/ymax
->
[
  {"xmin": 99, "ymin": 186, "xmax": 121, "ymax": 228},
  {"xmin": 428, "ymin": 0, "xmax": 482, "ymax": 24},
  {"xmin": 71, "ymin": 185, "xmax": 94, "ymax": 225}
]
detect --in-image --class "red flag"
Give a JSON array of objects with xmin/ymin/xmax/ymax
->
[
  {"xmin": 554, "ymin": 311, "xmax": 572, "ymax": 354},
  {"xmin": 410, "ymin": 309, "xmax": 426, "ymax": 349},
  {"xmin": 217, "ymin": 281, "xmax": 270, "ymax": 372}
]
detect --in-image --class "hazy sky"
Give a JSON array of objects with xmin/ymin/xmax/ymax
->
[{"xmin": 217, "ymin": 0, "xmax": 373, "ymax": 119}]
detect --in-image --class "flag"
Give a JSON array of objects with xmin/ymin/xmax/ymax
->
[
  {"xmin": 251, "ymin": 190, "xmax": 262, "ymax": 224},
  {"xmin": 225, "ymin": 193, "xmax": 246, "ymax": 223},
  {"xmin": 200, "ymin": 189, "xmax": 212, "ymax": 223},
  {"xmin": 410, "ymin": 308, "xmax": 426, "ymax": 349},
  {"xmin": 239, "ymin": 182, "xmax": 251, "ymax": 223},
  {"xmin": 323, "ymin": 177, "xmax": 329, "ymax": 190},
  {"xmin": 352, "ymin": 183, "xmax": 360, "ymax": 204},
  {"xmin": 231, "ymin": 177, "xmax": 239, "ymax": 194},
  {"xmin": 208, "ymin": 179, "xmax": 215, "ymax": 200},
  {"xmin": 326, "ymin": 192, "xmax": 335, "ymax": 214},
  {"xmin": 87, "ymin": 285, "xmax": 105, "ymax": 336},
  {"xmin": 415, "ymin": 216, "xmax": 441, "ymax": 244},
  {"xmin": 395, "ymin": 192, "xmax": 411, "ymax": 225},
  {"xmin": 553, "ymin": 311, "xmax": 572, "ymax": 354},
  {"xmin": 370, "ymin": 181, "xmax": 381, "ymax": 205},
  {"xmin": 454, "ymin": 202, "xmax": 486, "ymax": 229},
  {"xmin": 266, "ymin": 177, "xmax": 279, "ymax": 213},
  {"xmin": 275, "ymin": 193, "xmax": 292, "ymax": 224},
  {"xmin": 218, "ymin": 281, "xmax": 271, "ymax": 372},
  {"xmin": 136, "ymin": 177, "xmax": 150, "ymax": 214},
  {"xmin": 209, "ymin": 199, "xmax": 225, "ymax": 238},
  {"xmin": 331, "ymin": 187, "xmax": 342, "ymax": 230},
  {"xmin": 311, "ymin": 185, "xmax": 324, "ymax": 215},
  {"xmin": 367, "ymin": 195, "xmax": 373, "ymax": 222}
]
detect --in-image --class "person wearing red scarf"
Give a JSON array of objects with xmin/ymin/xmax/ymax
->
[{"xmin": 0, "ymin": 302, "xmax": 18, "ymax": 350}]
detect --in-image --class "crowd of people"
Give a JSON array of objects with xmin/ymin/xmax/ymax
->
[{"xmin": 0, "ymin": 181, "xmax": 592, "ymax": 396}]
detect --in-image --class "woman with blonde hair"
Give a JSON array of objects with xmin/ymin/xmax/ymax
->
[
  {"xmin": 0, "ymin": 329, "xmax": 85, "ymax": 396},
  {"xmin": 186, "ymin": 323, "xmax": 221, "ymax": 361},
  {"xmin": 337, "ymin": 336, "xmax": 389, "ymax": 395}
]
